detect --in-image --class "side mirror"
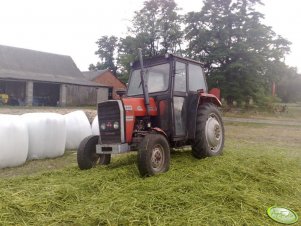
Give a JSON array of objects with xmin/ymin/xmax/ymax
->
[{"xmin": 116, "ymin": 90, "xmax": 126, "ymax": 98}]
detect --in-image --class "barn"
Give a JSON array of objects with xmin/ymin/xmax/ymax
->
[
  {"xmin": 82, "ymin": 69, "xmax": 126, "ymax": 100},
  {"xmin": 0, "ymin": 45, "xmax": 109, "ymax": 106}
]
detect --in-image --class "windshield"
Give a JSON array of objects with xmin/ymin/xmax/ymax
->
[{"xmin": 127, "ymin": 63, "xmax": 170, "ymax": 96}]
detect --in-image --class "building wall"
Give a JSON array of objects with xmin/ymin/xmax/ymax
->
[
  {"xmin": 66, "ymin": 84, "xmax": 108, "ymax": 106},
  {"xmin": 0, "ymin": 79, "xmax": 108, "ymax": 106},
  {"xmin": 93, "ymin": 71, "xmax": 126, "ymax": 99},
  {"xmin": 97, "ymin": 87, "xmax": 109, "ymax": 103}
]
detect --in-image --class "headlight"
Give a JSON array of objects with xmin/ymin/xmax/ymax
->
[
  {"xmin": 113, "ymin": 121, "xmax": 119, "ymax": 129},
  {"xmin": 100, "ymin": 123, "xmax": 106, "ymax": 130}
]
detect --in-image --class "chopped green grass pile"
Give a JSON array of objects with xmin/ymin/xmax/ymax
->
[{"xmin": 0, "ymin": 124, "xmax": 300, "ymax": 225}]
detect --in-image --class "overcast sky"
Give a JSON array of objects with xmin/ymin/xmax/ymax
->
[{"xmin": 0, "ymin": 0, "xmax": 300, "ymax": 72}]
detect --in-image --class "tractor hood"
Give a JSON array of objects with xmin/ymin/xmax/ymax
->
[{"xmin": 122, "ymin": 97, "xmax": 158, "ymax": 117}]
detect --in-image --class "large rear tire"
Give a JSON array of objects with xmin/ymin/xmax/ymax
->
[
  {"xmin": 192, "ymin": 103, "xmax": 224, "ymax": 159},
  {"xmin": 77, "ymin": 135, "xmax": 111, "ymax": 170},
  {"xmin": 137, "ymin": 134, "xmax": 170, "ymax": 177}
]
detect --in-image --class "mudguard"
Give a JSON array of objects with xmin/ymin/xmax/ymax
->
[
  {"xmin": 151, "ymin": 127, "xmax": 168, "ymax": 138},
  {"xmin": 187, "ymin": 93, "xmax": 221, "ymax": 140}
]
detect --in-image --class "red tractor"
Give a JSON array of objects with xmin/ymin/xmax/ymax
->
[{"xmin": 77, "ymin": 50, "xmax": 224, "ymax": 177}]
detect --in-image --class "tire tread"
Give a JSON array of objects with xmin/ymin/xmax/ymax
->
[{"xmin": 192, "ymin": 103, "xmax": 224, "ymax": 159}]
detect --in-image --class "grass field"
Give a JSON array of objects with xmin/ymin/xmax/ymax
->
[{"xmin": 0, "ymin": 122, "xmax": 300, "ymax": 225}]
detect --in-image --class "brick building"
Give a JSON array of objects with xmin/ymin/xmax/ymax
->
[{"xmin": 82, "ymin": 70, "xmax": 126, "ymax": 100}]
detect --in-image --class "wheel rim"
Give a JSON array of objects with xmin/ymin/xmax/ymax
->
[
  {"xmin": 90, "ymin": 153, "xmax": 99, "ymax": 165},
  {"xmin": 151, "ymin": 144, "xmax": 165, "ymax": 172},
  {"xmin": 87, "ymin": 142, "xmax": 99, "ymax": 166},
  {"xmin": 205, "ymin": 113, "xmax": 223, "ymax": 152}
]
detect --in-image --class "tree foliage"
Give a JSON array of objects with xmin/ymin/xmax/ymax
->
[
  {"xmin": 91, "ymin": 0, "xmax": 183, "ymax": 81},
  {"xmin": 185, "ymin": 0, "xmax": 291, "ymax": 105},
  {"xmin": 130, "ymin": 0, "xmax": 183, "ymax": 56},
  {"xmin": 90, "ymin": 0, "xmax": 297, "ymax": 105},
  {"xmin": 89, "ymin": 36, "xmax": 118, "ymax": 74},
  {"xmin": 118, "ymin": 0, "xmax": 183, "ymax": 79},
  {"xmin": 277, "ymin": 67, "xmax": 301, "ymax": 102}
]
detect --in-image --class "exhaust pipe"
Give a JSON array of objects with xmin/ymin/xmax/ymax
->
[{"xmin": 138, "ymin": 48, "xmax": 150, "ymax": 116}]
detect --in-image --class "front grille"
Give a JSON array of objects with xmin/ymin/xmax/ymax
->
[{"xmin": 98, "ymin": 101, "xmax": 123, "ymax": 144}]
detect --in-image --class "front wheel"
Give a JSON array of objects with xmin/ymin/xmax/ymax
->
[
  {"xmin": 192, "ymin": 103, "xmax": 224, "ymax": 159},
  {"xmin": 137, "ymin": 134, "xmax": 170, "ymax": 177},
  {"xmin": 77, "ymin": 135, "xmax": 111, "ymax": 170}
]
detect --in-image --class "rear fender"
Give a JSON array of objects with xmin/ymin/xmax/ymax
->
[
  {"xmin": 209, "ymin": 88, "xmax": 221, "ymax": 101},
  {"xmin": 199, "ymin": 93, "xmax": 222, "ymax": 107},
  {"xmin": 187, "ymin": 93, "xmax": 221, "ymax": 140}
]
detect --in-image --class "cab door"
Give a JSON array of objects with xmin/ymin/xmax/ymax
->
[
  {"xmin": 186, "ymin": 63, "xmax": 208, "ymax": 139},
  {"xmin": 172, "ymin": 61, "xmax": 187, "ymax": 139}
]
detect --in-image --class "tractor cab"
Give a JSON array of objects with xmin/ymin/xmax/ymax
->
[
  {"xmin": 77, "ymin": 52, "xmax": 224, "ymax": 177},
  {"xmin": 126, "ymin": 53, "xmax": 219, "ymax": 143}
]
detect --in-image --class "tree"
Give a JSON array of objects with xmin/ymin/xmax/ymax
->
[
  {"xmin": 117, "ymin": 35, "xmax": 148, "ymax": 80},
  {"xmin": 277, "ymin": 67, "xmax": 301, "ymax": 102},
  {"xmin": 90, "ymin": 0, "xmax": 183, "ymax": 81},
  {"xmin": 185, "ymin": 0, "xmax": 291, "ymax": 105},
  {"xmin": 91, "ymin": 36, "xmax": 118, "ymax": 74},
  {"xmin": 114, "ymin": 0, "xmax": 184, "ymax": 80},
  {"xmin": 129, "ymin": 0, "xmax": 183, "ymax": 57}
]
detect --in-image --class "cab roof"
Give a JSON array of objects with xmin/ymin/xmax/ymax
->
[{"xmin": 131, "ymin": 53, "xmax": 203, "ymax": 69}]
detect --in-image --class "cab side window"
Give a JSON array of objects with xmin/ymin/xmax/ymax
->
[
  {"xmin": 174, "ymin": 62, "xmax": 186, "ymax": 92},
  {"xmin": 188, "ymin": 64, "xmax": 207, "ymax": 92}
]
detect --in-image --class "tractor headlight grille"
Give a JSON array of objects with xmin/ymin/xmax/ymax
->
[
  {"xmin": 100, "ymin": 123, "xmax": 106, "ymax": 130},
  {"xmin": 97, "ymin": 100, "xmax": 125, "ymax": 144},
  {"xmin": 113, "ymin": 121, "xmax": 119, "ymax": 129}
]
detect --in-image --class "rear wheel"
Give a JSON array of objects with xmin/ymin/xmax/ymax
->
[
  {"xmin": 192, "ymin": 103, "xmax": 224, "ymax": 158},
  {"xmin": 77, "ymin": 135, "xmax": 111, "ymax": 170},
  {"xmin": 137, "ymin": 134, "xmax": 170, "ymax": 177}
]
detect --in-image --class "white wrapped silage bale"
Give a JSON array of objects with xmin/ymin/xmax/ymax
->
[
  {"xmin": 91, "ymin": 115, "xmax": 100, "ymax": 135},
  {"xmin": 65, "ymin": 110, "xmax": 92, "ymax": 149},
  {"xmin": 21, "ymin": 113, "xmax": 66, "ymax": 160},
  {"xmin": 0, "ymin": 114, "xmax": 28, "ymax": 169}
]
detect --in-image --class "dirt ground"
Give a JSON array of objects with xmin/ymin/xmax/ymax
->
[{"xmin": 1, "ymin": 105, "xmax": 300, "ymax": 125}]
